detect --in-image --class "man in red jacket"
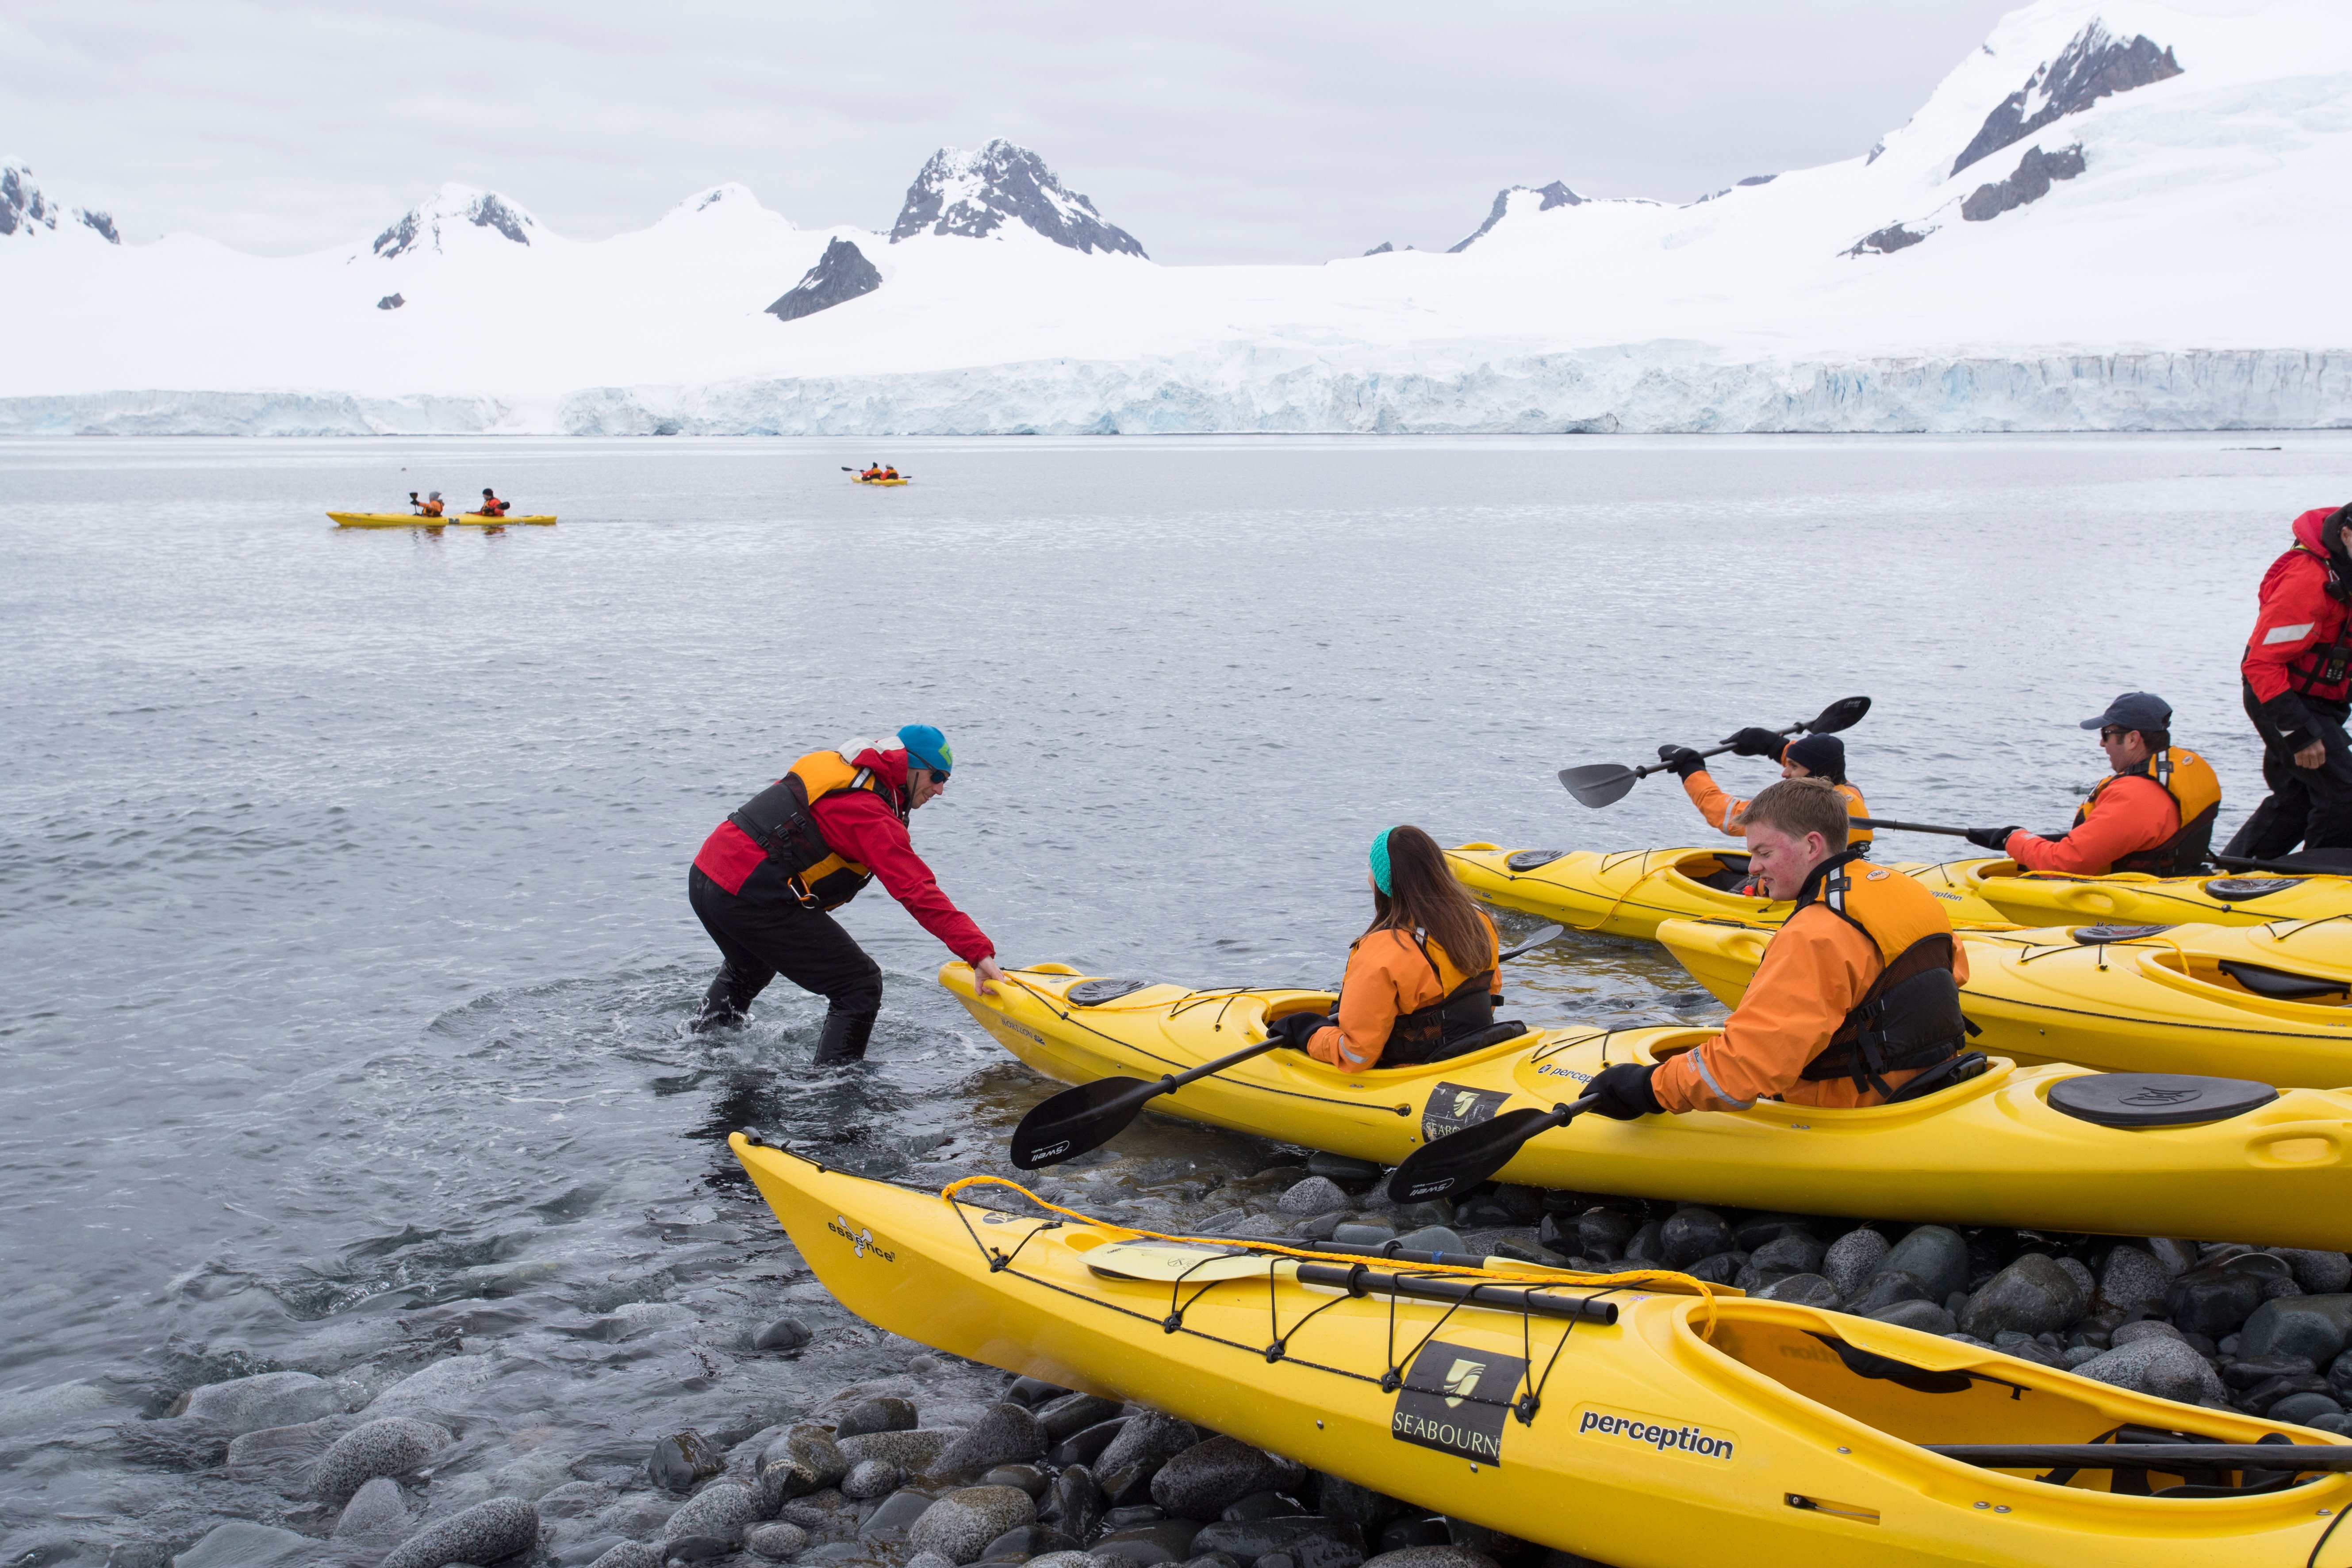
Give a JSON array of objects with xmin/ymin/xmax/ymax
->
[
  {"xmin": 688, "ymin": 725, "xmax": 1004, "ymax": 1063},
  {"xmin": 2233, "ymin": 504, "xmax": 2352, "ymax": 858}
]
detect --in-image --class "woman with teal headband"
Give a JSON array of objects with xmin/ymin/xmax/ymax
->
[{"xmin": 1264, "ymin": 825, "xmax": 1503, "ymax": 1072}]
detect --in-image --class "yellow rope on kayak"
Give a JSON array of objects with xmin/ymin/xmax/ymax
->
[{"xmin": 936, "ymin": 1173, "xmax": 1726, "ymax": 1338}]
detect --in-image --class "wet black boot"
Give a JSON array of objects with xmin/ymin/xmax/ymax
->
[
  {"xmin": 811, "ymin": 1009, "xmax": 877, "ymax": 1066},
  {"xmin": 691, "ymin": 966, "xmax": 755, "ymax": 1033}
]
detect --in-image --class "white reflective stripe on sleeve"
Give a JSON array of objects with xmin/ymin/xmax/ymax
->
[
  {"xmin": 1691, "ymin": 1048, "xmax": 1757, "ymax": 1111},
  {"xmin": 1718, "ymin": 803, "xmax": 1740, "ymax": 831},
  {"xmin": 2265, "ymin": 623, "xmax": 2317, "ymax": 644}
]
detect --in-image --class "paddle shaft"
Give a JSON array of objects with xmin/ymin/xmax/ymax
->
[
  {"xmin": 1850, "ymin": 817, "xmax": 1973, "ymax": 837},
  {"xmin": 1853, "ymin": 824, "xmax": 2336, "ymax": 877},
  {"xmin": 1622, "ymin": 722, "xmax": 1802, "ymax": 784}
]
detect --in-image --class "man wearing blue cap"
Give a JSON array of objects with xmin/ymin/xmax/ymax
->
[
  {"xmin": 1963, "ymin": 693, "xmax": 2222, "ymax": 876},
  {"xmin": 688, "ymin": 725, "xmax": 1003, "ymax": 1063}
]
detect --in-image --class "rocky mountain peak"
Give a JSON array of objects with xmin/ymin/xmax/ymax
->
[
  {"xmin": 1448, "ymin": 180, "xmax": 1583, "ymax": 253},
  {"xmin": 1951, "ymin": 19, "xmax": 2182, "ymax": 176},
  {"xmin": 2, "ymin": 159, "xmax": 120, "ymax": 243},
  {"xmin": 888, "ymin": 140, "xmax": 1146, "ymax": 257},
  {"xmin": 372, "ymin": 184, "xmax": 539, "ymax": 259}
]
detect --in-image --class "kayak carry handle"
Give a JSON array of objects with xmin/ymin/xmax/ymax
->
[{"xmin": 1294, "ymin": 1261, "xmax": 1619, "ymax": 1323}]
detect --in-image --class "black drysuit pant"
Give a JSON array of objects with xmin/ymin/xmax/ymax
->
[
  {"xmin": 689, "ymin": 866, "xmax": 883, "ymax": 1024},
  {"xmin": 2225, "ymin": 685, "xmax": 2352, "ymax": 858}
]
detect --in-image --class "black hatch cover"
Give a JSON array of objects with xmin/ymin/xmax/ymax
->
[{"xmin": 2049, "ymin": 1073, "xmax": 2279, "ymax": 1128}]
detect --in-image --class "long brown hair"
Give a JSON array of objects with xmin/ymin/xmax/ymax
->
[{"xmin": 1367, "ymin": 825, "xmax": 1496, "ymax": 972}]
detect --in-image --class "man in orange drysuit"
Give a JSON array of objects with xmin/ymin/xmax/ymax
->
[
  {"xmin": 1963, "ymin": 693, "xmax": 2221, "ymax": 876},
  {"xmin": 1658, "ymin": 730, "xmax": 1874, "ymax": 854},
  {"xmin": 1582, "ymin": 778, "xmax": 1971, "ymax": 1119}
]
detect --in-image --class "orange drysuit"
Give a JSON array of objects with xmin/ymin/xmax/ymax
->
[
  {"xmin": 1307, "ymin": 912, "xmax": 1500, "ymax": 1073},
  {"xmin": 2004, "ymin": 748, "xmax": 2222, "ymax": 875},
  {"xmin": 1682, "ymin": 768, "xmax": 1874, "ymax": 851},
  {"xmin": 1649, "ymin": 856, "xmax": 1967, "ymax": 1113}
]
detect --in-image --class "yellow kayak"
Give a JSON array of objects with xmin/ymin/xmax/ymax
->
[
  {"xmin": 1446, "ymin": 843, "xmax": 2010, "ymax": 941},
  {"xmin": 1964, "ymin": 859, "xmax": 2352, "ymax": 928},
  {"xmin": 1661, "ymin": 915, "xmax": 2352, "ymax": 1090},
  {"xmin": 854, "ymin": 477, "xmax": 908, "ymax": 486},
  {"xmin": 941, "ymin": 963, "xmax": 2352, "ymax": 1249},
  {"xmin": 328, "ymin": 511, "xmax": 556, "ymax": 528},
  {"xmin": 733, "ymin": 1135, "xmax": 2352, "ymax": 1568}
]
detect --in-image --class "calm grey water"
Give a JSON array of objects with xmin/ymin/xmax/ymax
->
[{"xmin": 4, "ymin": 432, "xmax": 2349, "ymax": 1562}]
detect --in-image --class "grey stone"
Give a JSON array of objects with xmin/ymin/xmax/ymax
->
[
  {"xmin": 1311, "ymin": 1477, "xmax": 1401, "ymax": 1533},
  {"xmin": 1306, "ymin": 1153, "xmax": 1383, "ymax": 1185},
  {"xmin": 1682, "ymin": 1251, "xmax": 1745, "ymax": 1287},
  {"xmin": 1331, "ymin": 1223, "xmax": 1397, "ymax": 1247},
  {"xmin": 1360, "ymin": 1552, "xmax": 1496, "ymax": 1568},
  {"xmin": 1449, "ymin": 181, "xmax": 1582, "ymax": 252},
  {"xmin": 226, "ymin": 1419, "xmax": 343, "ymax": 1489},
  {"xmin": 2272, "ymin": 1392, "xmax": 2347, "ymax": 1428},
  {"xmin": 2167, "ymin": 1268, "xmax": 2269, "ymax": 1338},
  {"xmin": 1094, "ymin": 1520, "xmax": 1204, "ymax": 1566},
  {"xmin": 2239, "ymin": 1295, "xmax": 2352, "ymax": 1365},
  {"xmin": 1024, "ymin": 1556, "xmax": 1101, "ymax": 1568},
  {"xmin": 1845, "ymin": 222, "xmax": 1927, "ymax": 257},
  {"xmin": 2055, "ymin": 1256, "xmax": 2096, "ymax": 1300},
  {"xmin": 171, "ymin": 1522, "xmax": 320, "ymax": 1568},
  {"xmin": 1748, "ymin": 1233, "xmax": 1826, "ymax": 1278},
  {"xmin": 1822, "ymin": 1229, "xmax": 1890, "ymax": 1297},
  {"xmin": 1573, "ymin": 1211, "xmax": 1635, "ymax": 1261},
  {"xmin": 2148, "ymin": 1238, "xmax": 2200, "ymax": 1276},
  {"xmin": 838, "ymin": 1397, "xmax": 920, "ymax": 1439},
  {"xmin": 650, "ymin": 1430, "xmax": 725, "ymax": 1492},
  {"xmin": 181, "ymin": 1371, "xmax": 349, "ymax": 1435},
  {"xmin": 767, "ymin": 240, "xmax": 885, "ymax": 322},
  {"xmin": 1008, "ymin": 1379, "xmax": 1073, "ymax": 1407},
  {"xmin": 2061, "ymin": 1345, "xmax": 2104, "ymax": 1369},
  {"xmin": 1394, "ymin": 1227, "xmax": 1463, "ymax": 1255},
  {"xmin": 911, "ymin": 1486, "xmax": 1038, "ymax": 1564},
  {"xmin": 1735, "ymin": 1213, "xmax": 1823, "ymax": 1251},
  {"xmin": 745, "ymin": 1522, "xmax": 809, "ymax": 1561},
  {"xmin": 1959, "ymin": 143, "xmax": 2087, "ymax": 223},
  {"xmin": 379, "ymin": 1497, "xmax": 541, "ymax": 1568},
  {"xmin": 780, "ymin": 1489, "xmax": 865, "ymax": 1540},
  {"xmin": 2286, "ymin": 1252, "xmax": 2352, "ymax": 1295},
  {"xmin": 1660, "ymin": 1208, "xmax": 1734, "ymax": 1269},
  {"xmin": 334, "ymin": 1476, "xmax": 414, "ymax": 1542},
  {"xmin": 1184, "ymin": 1555, "xmax": 1247, "ymax": 1568},
  {"xmin": 1151, "ymin": 1437, "xmax": 1282, "ymax": 1521},
  {"xmin": 2240, "ymin": 1372, "xmax": 2331, "ymax": 1413},
  {"xmin": 843, "ymin": 1460, "xmax": 904, "ymax": 1500},
  {"xmin": 1950, "ymin": 23, "xmax": 2182, "ymax": 176},
  {"xmin": 1622, "ymin": 1221, "xmax": 1664, "ymax": 1263},
  {"xmin": 1754, "ymin": 1274, "xmax": 1840, "ymax": 1308},
  {"xmin": 908, "ymin": 1554, "xmax": 960, "ymax": 1568},
  {"xmin": 1846, "ymin": 1273, "xmax": 1934, "ymax": 1317},
  {"xmin": 664, "ymin": 1481, "xmax": 760, "ymax": 1545},
  {"xmin": 2112, "ymin": 1319, "xmax": 2186, "ymax": 1348},
  {"xmin": 2094, "ymin": 1246, "xmax": 2170, "ymax": 1314},
  {"xmin": 1192, "ymin": 1515, "xmax": 1364, "ymax": 1568},
  {"xmin": 587, "ymin": 1545, "xmax": 664, "ymax": 1568},
  {"xmin": 840, "ymin": 1428, "xmax": 958, "ymax": 1474},
  {"xmin": 1036, "ymin": 1393, "xmax": 1121, "ymax": 1441},
  {"xmin": 1038, "ymin": 1463, "xmax": 1104, "ymax": 1543},
  {"xmin": 753, "ymin": 1316, "xmax": 814, "ymax": 1353},
  {"xmin": 311, "ymin": 1417, "xmax": 451, "ymax": 1501},
  {"xmin": 1961, "ymin": 1254, "xmax": 2087, "ymax": 1340},
  {"xmin": 1874, "ymin": 1226, "xmax": 1969, "ymax": 1301},
  {"xmin": 2225, "ymin": 1355, "xmax": 2323, "ymax": 1389},
  {"xmin": 980, "ymin": 1525, "xmax": 1084, "ymax": 1560},
  {"xmin": 890, "ymin": 141, "xmax": 1148, "ymax": 257},
  {"xmin": 982, "ymin": 1464, "xmax": 1048, "ymax": 1497},
  {"xmin": 934, "ymin": 1403, "xmax": 1049, "ymax": 1476},
  {"xmin": 1401, "ymin": 1199, "xmax": 1454, "ymax": 1227},
  {"xmin": 667, "ymin": 1537, "xmax": 734, "ymax": 1563},
  {"xmin": 1865, "ymin": 1299, "xmax": 1958, "ymax": 1337},
  {"xmin": 1051, "ymin": 1418, "xmax": 1128, "ymax": 1470},
  {"xmin": 1094, "ymin": 1412, "xmax": 1200, "ymax": 1484},
  {"xmin": 862, "ymin": 1487, "xmax": 943, "ymax": 1539},
  {"xmin": 1278, "ymin": 1178, "xmax": 1352, "ymax": 1215},
  {"xmin": 2072, "ymin": 1337, "xmax": 2229, "ymax": 1405}
]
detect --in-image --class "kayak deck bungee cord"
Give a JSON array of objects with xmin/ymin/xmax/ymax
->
[
  {"xmin": 1658, "ymin": 915, "xmax": 2352, "ymax": 1090},
  {"xmin": 1963, "ymin": 860, "xmax": 2352, "ymax": 929},
  {"xmin": 941, "ymin": 964, "xmax": 2352, "ymax": 1250},
  {"xmin": 729, "ymin": 1135, "xmax": 2352, "ymax": 1568},
  {"xmin": 1444, "ymin": 844, "xmax": 2012, "ymax": 941}
]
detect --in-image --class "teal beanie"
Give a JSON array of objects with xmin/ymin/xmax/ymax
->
[
  {"xmin": 1369, "ymin": 828, "xmax": 1395, "ymax": 896},
  {"xmin": 897, "ymin": 724, "xmax": 952, "ymax": 776}
]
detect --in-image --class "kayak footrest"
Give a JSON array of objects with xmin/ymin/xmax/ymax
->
[
  {"xmin": 1926, "ymin": 1442, "xmax": 2352, "ymax": 1471},
  {"xmin": 1294, "ymin": 1261, "xmax": 1619, "ymax": 1324}
]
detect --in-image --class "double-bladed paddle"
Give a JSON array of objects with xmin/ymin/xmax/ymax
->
[
  {"xmin": 1008, "ymin": 924, "xmax": 1567, "ymax": 1169},
  {"xmin": 1383, "ymin": 1095, "xmax": 1600, "ymax": 1203},
  {"xmin": 1558, "ymin": 695, "xmax": 1871, "ymax": 809},
  {"xmin": 1855, "ymin": 821, "xmax": 2352, "ymax": 878}
]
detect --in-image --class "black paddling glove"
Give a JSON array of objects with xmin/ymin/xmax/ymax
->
[
  {"xmin": 1587, "ymin": 1062, "xmax": 1663, "ymax": 1120},
  {"xmin": 1725, "ymin": 727, "xmax": 1786, "ymax": 759},
  {"xmin": 1964, "ymin": 825, "xmax": 2022, "ymax": 852},
  {"xmin": 1266, "ymin": 1012, "xmax": 1328, "ymax": 1050},
  {"xmin": 1657, "ymin": 745, "xmax": 1707, "ymax": 781}
]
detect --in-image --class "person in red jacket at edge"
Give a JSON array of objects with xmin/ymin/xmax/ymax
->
[
  {"xmin": 2229, "ymin": 504, "xmax": 2352, "ymax": 858},
  {"xmin": 688, "ymin": 725, "xmax": 1005, "ymax": 1063},
  {"xmin": 478, "ymin": 488, "xmax": 510, "ymax": 518},
  {"xmin": 1961, "ymin": 692, "xmax": 2221, "ymax": 875}
]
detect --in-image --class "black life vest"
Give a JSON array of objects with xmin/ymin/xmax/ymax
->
[
  {"xmin": 727, "ymin": 748, "xmax": 907, "ymax": 910},
  {"xmin": 1377, "ymin": 928, "xmax": 1498, "ymax": 1066},
  {"xmin": 2078, "ymin": 748, "xmax": 2222, "ymax": 875},
  {"xmin": 1793, "ymin": 851, "xmax": 1972, "ymax": 1098}
]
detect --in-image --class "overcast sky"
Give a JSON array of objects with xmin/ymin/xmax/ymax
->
[{"xmin": 3, "ymin": 1, "xmax": 2022, "ymax": 264}]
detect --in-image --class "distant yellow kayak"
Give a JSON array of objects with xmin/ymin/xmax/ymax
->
[
  {"xmin": 853, "ymin": 477, "xmax": 908, "ymax": 486},
  {"xmin": 328, "ymin": 512, "xmax": 556, "ymax": 529}
]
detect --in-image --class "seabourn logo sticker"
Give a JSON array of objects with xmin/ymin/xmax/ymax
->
[{"xmin": 1391, "ymin": 1339, "xmax": 1528, "ymax": 1464}]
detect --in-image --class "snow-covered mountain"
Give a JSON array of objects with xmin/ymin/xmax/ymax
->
[
  {"xmin": 6, "ymin": 0, "xmax": 2352, "ymax": 435},
  {"xmin": 2, "ymin": 160, "xmax": 118, "ymax": 245}
]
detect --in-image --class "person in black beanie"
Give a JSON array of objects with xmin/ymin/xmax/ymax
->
[{"xmin": 1655, "ymin": 728, "xmax": 1874, "ymax": 854}]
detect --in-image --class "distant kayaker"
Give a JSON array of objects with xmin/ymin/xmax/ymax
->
[
  {"xmin": 687, "ymin": 725, "xmax": 1004, "ymax": 1064},
  {"xmin": 1963, "ymin": 693, "xmax": 2221, "ymax": 875},
  {"xmin": 2229, "ymin": 504, "xmax": 2352, "ymax": 856},
  {"xmin": 1263, "ymin": 826, "xmax": 1500, "ymax": 1070},
  {"xmin": 883, "ymin": 466, "xmax": 900, "ymax": 480},
  {"xmin": 861, "ymin": 464, "xmax": 885, "ymax": 481},
  {"xmin": 478, "ymin": 488, "xmax": 510, "ymax": 518},
  {"xmin": 1583, "ymin": 779, "xmax": 1970, "ymax": 1119},
  {"xmin": 1657, "ymin": 730, "xmax": 1873, "ymax": 853},
  {"xmin": 413, "ymin": 491, "xmax": 445, "ymax": 518}
]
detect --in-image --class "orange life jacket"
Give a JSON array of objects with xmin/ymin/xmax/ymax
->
[
  {"xmin": 1795, "ymin": 851, "xmax": 1970, "ymax": 1096},
  {"xmin": 2072, "ymin": 747, "xmax": 2222, "ymax": 875},
  {"xmin": 723, "ymin": 748, "xmax": 906, "ymax": 909},
  {"xmin": 480, "ymin": 496, "xmax": 509, "ymax": 516},
  {"xmin": 419, "ymin": 498, "xmax": 444, "ymax": 517}
]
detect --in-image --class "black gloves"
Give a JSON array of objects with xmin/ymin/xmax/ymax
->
[
  {"xmin": 1587, "ymin": 1062, "xmax": 1663, "ymax": 1120},
  {"xmin": 1724, "ymin": 726, "xmax": 1786, "ymax": 759},
  {"xmin": 1266, "ymin": 1012, "xmax": 1329, "ymax": 1050},
  {"xmin": 1656, "ymin": 745, "xmax": 1707, "ymax": 781},
  {"xmin": 1964, "ymin": 825, "xmax": 2022, "ymax": 852}
]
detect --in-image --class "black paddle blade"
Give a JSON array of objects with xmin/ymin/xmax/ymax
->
[
  {"xmin": 1559, "ymin": 763, "xmax": 1638, "ymax": 809},
  {"xmin": 1010, "ymin": 1076, "xmax": 1159, "ymax": 1169},
  {"xmin": 1385, "ymin": 1105, "xmax": 1565, "ymax": 1202},
  {"xmin": 1498, "ymin": 924, "xmax": 1565, "ymax": 962},
  {"xmin": 1807, "ymin": 695, "xmax": 1871, "ymax": 735}
]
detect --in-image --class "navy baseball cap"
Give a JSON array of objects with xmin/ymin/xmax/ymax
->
[{"xmin": 2081, "ymin": 693, "xmax": 2172, "ymax": 732}]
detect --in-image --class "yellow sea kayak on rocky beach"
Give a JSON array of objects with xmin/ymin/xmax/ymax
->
[
  {"xmin": 732, "ymin": 1135, "xmax": 2352, "ymax": 1568},
  {"xmin": 1445, "ymin": 844, "xmax": 2010, "ymax": 941},
  {"xmin": 1660, "ymin": 915, "xmax": 2352, "ymax": 1090},
  {"xmin": 941, "ymin": 962, "xmax": 2352, "ymax": 1249},
  {"xmin": 328, "ymin": 511, "xmax": 557, "ymax": 528},
  {"xmin": 1961, "ymin": 860, "xmax": 2352, "ymax": 928}
]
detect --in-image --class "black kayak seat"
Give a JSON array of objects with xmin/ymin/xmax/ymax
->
[
  {"xmin": 2205, "ymin": 877, "xmax": 2306, "ymax": 902},
  {"xmin": 1427, "ymin": 1020, "xmax": 1534, "ymax": 1062},
  {"xmin": 1687, "ymin": 855, "xmax": 1753, "ymax": 893},
  {"xmin": 2048, "ymin": 1073, "xmax": 2279, "ymax": 1128},
  {"xmin": 1505, "ymin": 849, "xmax": 1565, "ymax": 871},
  {"xmin": 1067, "ymin": 978, "xmax": 1152, "ymax": 1006},
  {"xmin": 1884, "ymin": 1051, "xmax": 1990, "ymax": 1104},
  {"xmin": 2071, "ymin": 924, "xmax": 2175, "ymax": 944},
  {"xmin": 2216, "ymin": 959, "xmax": 2351, "ymax": 1001}
]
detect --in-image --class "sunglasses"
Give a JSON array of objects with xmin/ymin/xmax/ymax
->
[{"xmin": 2099, "ymin": 726, "xmax": 2131, "ymax": 741}]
